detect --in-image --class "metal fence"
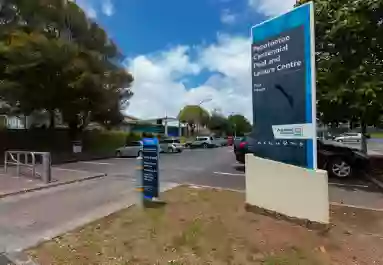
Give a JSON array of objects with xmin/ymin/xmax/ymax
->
[{"xmin": 4, "ymin": 151, "xmax": 51, "ymax": 183}]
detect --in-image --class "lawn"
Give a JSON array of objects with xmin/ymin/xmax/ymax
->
[
  {"xmin": 27, "ymin": 186, "xmax": 383, "ymax": 265},
  {"xmin": 371, "ymin": 132, "xmax": 383, "ymax": 139}
]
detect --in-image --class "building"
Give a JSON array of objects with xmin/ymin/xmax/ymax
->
[{"xmin": 120, "ymin": 115, "xmax": 186, "ymax": 137}]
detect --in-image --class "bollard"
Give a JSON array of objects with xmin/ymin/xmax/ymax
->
[
  {"xmin": 42, "ymin": 152, "xmax": 51, "ymax": 183},
  {"xmin": 16, "ymin": 153, "xmax": 20, "ymax": 176},
  {"xmin": 4, "ymin": 152, "xmax": 7, "ymax": 173},
  {"xmin": 136, "ymin": 155, "xmax": 143, "ymax": 208}
]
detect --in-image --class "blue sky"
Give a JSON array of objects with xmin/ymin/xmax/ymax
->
[{"xmin": 76, "ymin": 0, "xmax": 296, "ymax": 120}]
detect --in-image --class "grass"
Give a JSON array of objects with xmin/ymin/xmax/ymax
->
[
  {"xmin": 371, "ymin": 132, "xmax": 383, "ymax": 139},
  {"xmin": 27, "ymin": 186, "xmax": 383, "ymax": 265}
]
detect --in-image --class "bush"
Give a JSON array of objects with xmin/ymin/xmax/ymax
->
[{"xmin": 83, "ymin": 131, "xmax": 141, "ymax": 153}]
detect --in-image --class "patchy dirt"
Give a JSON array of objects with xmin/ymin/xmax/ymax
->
[{"xmin": 27, "ymin": 186, "xmax": 383, "ymax": 265}]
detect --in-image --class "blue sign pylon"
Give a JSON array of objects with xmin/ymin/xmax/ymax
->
[
  {"xmin": 250, "ymin": 2, "xmax": 317, "ymax": 169},
  {"xmin": 141, "ymin": 138, "xmax": 159, "ymax": 200}
]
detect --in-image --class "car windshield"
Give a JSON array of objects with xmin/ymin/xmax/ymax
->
[{"xmin": 196, "ymin": 137, "xmax": 208, "ymax": 141}]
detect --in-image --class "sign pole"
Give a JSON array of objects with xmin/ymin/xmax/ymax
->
[{"xmin": 136, "ymin": 155, "xmax": 143, "ymax": 208}]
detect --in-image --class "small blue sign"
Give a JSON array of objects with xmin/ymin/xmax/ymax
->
[
  {"xmin": 250, "ymin": 2, "xmax": 317, "ymax": 169},
  {"xmin": 142, "ymin": 138, "xmax": 159, "ymax": 199}
]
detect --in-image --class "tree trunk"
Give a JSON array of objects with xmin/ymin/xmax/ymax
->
[
  {"xmin": 361, "ymin": 121, "xmax": 368, "ymax": 154},
  {"xmin": 49, "ymin": 110, "xmax": 55, "ymax": 129}
]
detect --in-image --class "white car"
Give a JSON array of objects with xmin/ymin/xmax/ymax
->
[
  {"xmin": 190, "ymin": 136, "xmax": 216, "ymax": 148},
  {"xmin": 115, "ymin": 141, "xmax": 143, "ymax": 157},
  {"xmin": 334, "ymin": 133, "xmax": 362, "ymax": 143},
  {"xmin": 159, "ymin": 138, "xmax": 183, "ymax": 153}
]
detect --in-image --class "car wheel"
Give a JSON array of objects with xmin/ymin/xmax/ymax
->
[
  {"xmin": 336, "ymin": 139, "xmax": 343, "ymax": 143},
  {"xmin": 116, "ymin": 151, "xmax": 122, "ymax": 157},
  {"xmin": 328, "ymin": 157, "xmax": 352, "ymax": 178},
  {"xmin": 203, "ymin": 143, "xmax": 208, "ymax": 149}
]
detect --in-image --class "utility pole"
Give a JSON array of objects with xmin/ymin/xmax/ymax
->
[{"xmin": 198, "ymin": 98, "xmax": 212, "ymax": 135}]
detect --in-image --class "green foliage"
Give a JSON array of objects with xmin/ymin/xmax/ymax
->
[
  {"xmin": 178, "ymin": 105, "xmax": 210, "ymax": 125},
  {"xmin": 296, "ymin": 0, "xmax": 383, "ymax": 126},
  {"xmin": 207, "ymin": 112, "xmax": 233, "ymax": 136},
  {"xmin": 84, "ymin": 130, "xmax": 140, "ymax": 152},
  {"xmin": 178, "ymin": 105, "xmax": 210, "ymax": 135},
  {"xmin": 228, "ymin": 114, "xmax": 252, "ymax": 136},
  {"xmin": 0, "ymin": 0, "xmax": 134, "ymax": 134}
]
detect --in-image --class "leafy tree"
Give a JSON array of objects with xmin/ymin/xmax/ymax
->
[
  {"xmin": 207, "ymin": 111, "xmax": 233, "ymax": 136},
  {"xmin": 0, "ymin": 0, "xmax": 133, "ymax": 136},
  {"xmin": 228, "ymin": 114, "xmax": 252, "ymax": 136},
  {"xmin": 178, "ymin": 105, "xmax": 210, "ymax": 136},
  {"xmin": 296, "ymin": 0, "xmax": 383, "ymax": 152}
]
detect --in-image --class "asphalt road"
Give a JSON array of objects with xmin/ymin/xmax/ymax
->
[
  {"xmin": 52, "ymin": 146, "xmax": 383, "ymax": 206},
  {"xmin": 0, "ymin": 146, "xmax": 382, "ymax": 255}
]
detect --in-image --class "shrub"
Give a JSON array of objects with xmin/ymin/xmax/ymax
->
[{"xmin": 83, "ymin": 131, "xmax": 141, "ymax": 153}]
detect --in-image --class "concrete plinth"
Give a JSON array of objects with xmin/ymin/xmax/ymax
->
[{"xmin": 245, "ymin": 154, "xmax": 329, "ymax": 225}]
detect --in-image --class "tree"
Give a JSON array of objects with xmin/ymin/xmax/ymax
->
[
  {"xmin": 207, "ymin": 111, "xmax": 233, "ymax": 136},
  {"xmin": 0, "ymin": 0, "xmax": 133, "ymax": 136},
  {"xmin": 178, "ymin": 105, "xmax": 210, "ymax": 136},
  {"xmin": 228, "ymin": 114, "xmax": 252, "ymax": 136},
  {"xmin": 296, "ymin": 0, "xmax": 383, "ymax": 152}
]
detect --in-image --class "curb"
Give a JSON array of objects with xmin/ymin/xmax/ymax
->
[
  {"xmin": 51, "ymin": 155, "xmax": 115, "ymax": 165},
  {"xmin": 1, "ymin": 182, "xmax": 180, "ymax": 265},
  {"xmin": 1, "ymin": 252, "xmax": 38, "ymax": 265},
  {"xmin": 367, "ymin": 175, "xmax": 383, "ymax": 191},
  {"xmin": 0, "ymin": 173, "xmax": 107, "ymax": 199}
]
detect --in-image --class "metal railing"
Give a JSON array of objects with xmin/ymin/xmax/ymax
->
[{"xmin": 4, "ymin": 151, "xmax": 51, "ymax": 183}]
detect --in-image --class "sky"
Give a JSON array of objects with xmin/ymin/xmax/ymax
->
[{"xmin": 75, "ymin": 0, "xmax": 297, "ymax": 121}]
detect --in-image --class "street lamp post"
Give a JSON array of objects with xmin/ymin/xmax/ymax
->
[{"xmin": 198, "ymin": 98, "xmax": 212, "ymax": 134}]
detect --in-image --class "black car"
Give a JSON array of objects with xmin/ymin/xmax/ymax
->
[{"xmin": 234, "ymin": 137, "xmax": 369, "ymax": 178}]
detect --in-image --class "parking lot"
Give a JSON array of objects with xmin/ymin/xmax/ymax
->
[{"xmin": 49, "ymin": 145, "xmax": 383, "ymax": 209}]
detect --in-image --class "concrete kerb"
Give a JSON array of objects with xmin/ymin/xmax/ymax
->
[
  {"xmin": 2, "ymin": 252, "xmax": 37, "ymax": 265},
  {"xmin": 0, "ymin": 173, "xmax": 107, "ymax": 199},
  {"xmin": 366, "ymin": 175, "xmax": 383, "ymax": 191},
  {"xmin": 3, "ymin": 182, "xmax": 180, "ymax": 265}
]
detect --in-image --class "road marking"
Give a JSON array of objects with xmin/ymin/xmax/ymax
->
[
  {"xmin": 187, "ymin": 184, "xmax": 245, "ymax": 193},
  {"xmin": 330, "ymin": 202, "xmax": 383, "ymax": 212},
  {"xmin": 79, "ymin": 161, "xmax": 114, "ymax": 165},
  {"xmin": 53, "ymin": 168, "xmax": 91, "ymax": 173},
  {"xmin": 329, "ymin": 182, "xmax": 369, "ymax": 188},
  {"xmin": 213, "ymin": 171, "xmax": 245, "ymax": 176}
]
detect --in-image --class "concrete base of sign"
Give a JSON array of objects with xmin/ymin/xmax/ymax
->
[{"xmin": 245, "ymin": 154, "xmax": 329, "ymax": 227}]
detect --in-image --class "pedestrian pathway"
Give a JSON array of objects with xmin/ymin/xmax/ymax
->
[
  {"xmin": 0, "ymin": 175, "xmax": 178, "ymax": 253},
  {"xmin": 0, "ymin": 166, "xmax": 105, "ymax": 198}
]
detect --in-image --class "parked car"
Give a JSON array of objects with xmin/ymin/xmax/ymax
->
[
  {"xmin": 334, "ymin": 132, "xmax": 362, "ymax": 143},
  {"xmin": 159, "ymin": 138, "xmax": 183, "ymax": 153},
  {"xmin": 234, "ymin": 137, "xmax": 369, "ymax": 179},
  {"xmin": 190, "ymin": 136, "xmax": 216, "ymax": 149},
  {"xmin": 214, "ymin": 137, "xmax": 227, "ymax": 147},
  {"xmin": 116, "ymin": 141, "xmax": 143, "ymax": 157}
]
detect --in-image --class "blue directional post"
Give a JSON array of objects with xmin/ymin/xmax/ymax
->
[{"xmin": 141, "ymin": 138, "xmax": 160, "ymax": 202}]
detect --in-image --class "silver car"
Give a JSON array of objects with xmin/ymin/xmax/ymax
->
[
  {"xmin": 115, "ymin": 141, "xmax": 143, "ymax": 157},
  {"xmin": 334, "ymin": 133, "xmax": 362, "ymax": 143},
  {"xmin": 159, "ymin": 138, "xmax": 183, "ymax": 153}
]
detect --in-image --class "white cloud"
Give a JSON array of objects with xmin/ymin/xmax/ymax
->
[
  {"xmin": 220, "ymin": 9, "xmax": 236, "ymax": 25},
  {"xmin": 125, "ymin": 36, "xmax": 253, "ymax": 122},
  {"xmin": 74, "ymin": 0, "xmax": 98, "ymax": 18},
  {"xmin": 74, "ymin": 0, "xmax": 115, "ymax": 18},
  {"xmin": 248, "ymin": 0, "xmax": 296, "ymax": 17},
  {"xmin": 101, "ymin": 0, "xmax": 115, "ymax": 16}
]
